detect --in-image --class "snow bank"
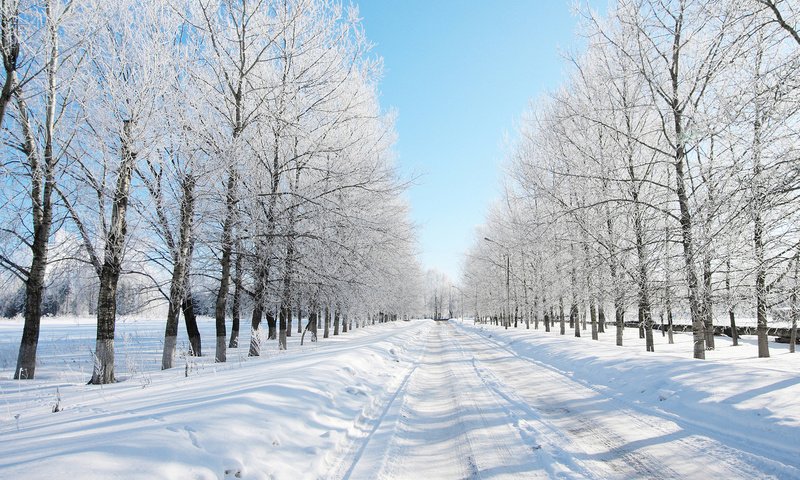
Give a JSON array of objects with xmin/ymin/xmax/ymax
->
[{"xmin": 0, "ymin": 319, "xmax": 432, "ymax": 479}]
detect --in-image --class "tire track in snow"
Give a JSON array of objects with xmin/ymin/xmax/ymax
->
[
  {"xmin": 444, "ymin": 323, "xmax": 553, "ymax": 479},
  {"xmin": 452, "ymin": 332, "xmax": 609, "ymax": 480},
  {"xmin": 333, "ymin": 321, "xmax": 553, "ymax": 480},
  {"xmin": 327, "ymin": 323, "xmax": 431, "ymax": 480},
  {"xmin": 458, "ymin": 324, "xmax": 795, "ymax": 479},
  {"xmin": 376, "ymin": 322, "xmax": 552, "ymax": 479},
  {"xmin": 459, "ymin": 328, "xmax": 679, "ymax": 479},
  {"xmin": 375, "ymin": 324, "xmax": 476, "ymax": 480}
]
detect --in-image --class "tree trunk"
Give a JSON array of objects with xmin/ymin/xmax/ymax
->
[
  {"xmin": 13, "ymin": 35, "xmax": 57, "ymax": 380},
  {"xmin": 214, "ymin": 167, "xmax": 236, "ymax": 363},
  {"xmin": 639, "ymin": 310, "xmax": 645, "ymax": 339},
  {"xmin": 598, "ymin": 301, "xmax": 606, "ymax": 334},
  {"xmin": 581, "ymin": 302, "xmax": 587, "ymax": 331},
  {"xmin": 15, "ymin": 173, "xmax": 53, "ymax": 379},
  {"xmin": 310, "ymin": 307, "xmax": 318, "ymax": 341},
  {"xmin": 286, "ymin": 306, "xmax": 292, "ymax": 338},
  {"xmin": 15, "ymin": 257, "xmax": 46, "ymax": 380},
  {"xmin": 0, "ymin": 67, "xmax": 16, "ymax": 130},
  {"xmin": 333, "ymin": 306, "xmax": 340, "ymax": 335},
  {"xmin": 524, "ymin": 282, "xmax": 529, "ymax": 329},
  {"xmin": 590, "ymin": 297, "xmax": 598, "ymax": 341},
  {"xmin": 703, "ymin": 256, "xmax": 715, "ymax": 350},
  {"xmin": 629, "ymin": 151, "xmax": 653, "ymax": 352},
  {"xmin": 266, "ymin": 309, "xmax": 277, "ymax": 340},
  {"xmin": 750, "ymin": 43, "xmax": 769, "ymax": 358},
  {"xmin": 279, "ymin": 305, "xmax": 288, "ymax": 351},
  {"xmin": 544, "ymin": 301, "xmax": 551, "ymax": 333},
  {"xmin": 248, "ymin": 303, "xmax": 263, "ymax": 357},
  {"xmin": 297, "ymin": 303, "xmax": 302, "ymax": 334},
  {"xmin": 724, "ymin": 258, "xmax": 738, "ymax": 347},
  {"xmin": 161, "ymin": 239, "xmax": 190, "ymax": 369},
  {"xmin": 666, "ymin": 9, "xmax": 705, "ymax": 359},
  {"xmin": 572, "ymin": 303, "xmax": 580, "ymax": 338},
  {"xmin": 183, "ymin": 286, "xmax": 201, "ymax": 356},
  {"xmin": 754, "ymin": 213, "xmax": 769, "ymax": 357},
  {"xmin": 667, "ymin": 309, "xmax": 674, "ymax": 345},
  {"xmin": 89, "ymin": 120, "xmax": 136, "ymax": 384},
  {"xmin": 790, "ymin": 253, "xmax": 798, "ymax": 353},
  {"xmin": 93, "ymin": 265, "xmax": 119, "ymax": 385},
  {"xmin": 664, "ymin": 222, "xmax": 674, "ymax": 346},
  {"xmin": 342, "ymin": 311, "xmax": 348, "ymax": 333},
  {"xmin": 162, "ymin": 295, "xmax": 179, "ymax": 370},
  {"xmin": 729, "ymin": 310, "xmax": 738, "ymax": 347},
  {"xmin": 606, "ymin": 207, "xmax": 623, "ymax": 347},
  {"xmin": 301, "ymin": 308, "xmax": 318, "ymax": 346},
  {"xmin": 559, "ymin": 299, "xmax": 565, "ymax": 335},
  {"xmin": 675, "ymin": 148, "xmax": 704, "ymax": 358},
  {"xmin": 161, "ymin": 176, "xmax": 195, "ymax": 369},
  {"xmin": 229, "ymin": 249, "xmax": 243, "ymax": 348},
  {"xmin": 323, "ymin": 306, "xmax": 330, "ymax": 338},
  {"xmin": 278, "ymin": 239, "xmax": 294, "ymax": 350},
  {"xmin": 638, "ymin": 303, "xmax": 654, "ymax": 353}
]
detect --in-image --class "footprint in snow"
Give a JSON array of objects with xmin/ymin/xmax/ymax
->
[
  {"xmin": 345, "ymin": 386, "xmax": 367, "ymax": 396},
  {"xmin": 185, "ymin": 426, "xmax": 202, "ymax": 449},
  {"xmin": 166, "ymin": 425, "xmax": 202, "ymax": 449}
]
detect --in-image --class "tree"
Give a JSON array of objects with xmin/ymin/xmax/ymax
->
[{"xmin": 3, "ymin": 0, "xmax": 86, "ymax": 379}]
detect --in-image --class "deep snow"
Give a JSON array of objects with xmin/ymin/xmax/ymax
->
[{"xmin": 1, "ymin": 317, "xmax": 799, "ymax": 479}]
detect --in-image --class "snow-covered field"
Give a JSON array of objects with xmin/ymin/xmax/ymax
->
[{"xmin": 1, "ymin": 317, "xmax": 799, "ymax": 479}]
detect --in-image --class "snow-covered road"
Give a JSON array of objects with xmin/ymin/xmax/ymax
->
[
  {"xmin": 335, "ymin": 322, "xmax": 539, "ymax": 479},
  {"xmin": 333, "ymin": 321, "xmax": 799, "ymax": 479}
]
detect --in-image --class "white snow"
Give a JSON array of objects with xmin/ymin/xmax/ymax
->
[{"xmin": 1, "ymin": 317, "xmax": 799, "ymax": 479}]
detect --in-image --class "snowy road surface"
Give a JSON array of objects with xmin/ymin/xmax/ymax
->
[
  {"xmin": 1, "ymin": 318, "xmax": 799, "ymax": 479},
  {"xmin": 333, "ymin": 322, "xmax": 799, "ymax": 479}
]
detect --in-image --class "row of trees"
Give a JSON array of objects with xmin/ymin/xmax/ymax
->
[
  {"xmin": 462, "ymin": 0, "xmax": 799, "ymax": 358},
  {"xmin": 0, "ymin": 0, "xmax": 422, "ymax": 383}
]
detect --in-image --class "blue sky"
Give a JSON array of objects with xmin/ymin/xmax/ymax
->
[{"xmin": 356, "ymin": 1, "xmax": 604, "ymax": 281}]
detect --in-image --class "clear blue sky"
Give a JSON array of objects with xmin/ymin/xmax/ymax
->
[{"xmin": 357, "ymin": 1, "xmax": 604, "ymax": 281}]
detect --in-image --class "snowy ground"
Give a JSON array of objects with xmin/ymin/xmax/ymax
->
[{"xmin": 1, "ymin": 317, "xmax": 799, "ymax": 479}]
